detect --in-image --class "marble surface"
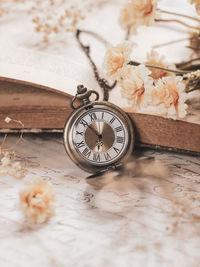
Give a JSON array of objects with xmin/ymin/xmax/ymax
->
[{"xmin": 0, "ymin": 133, "xmax": 200, "ymax": 267}]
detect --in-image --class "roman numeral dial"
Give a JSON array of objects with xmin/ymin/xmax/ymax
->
[{"xmin": 72, "ymin": 107, "xmax": 128, "ymax": 165}]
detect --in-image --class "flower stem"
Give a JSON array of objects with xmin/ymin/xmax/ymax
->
[
  {"xmin": 176, "ymin": 57, "xmax": 200, "ymax": 68},
  {"xmin": 153, "ymin": 37, "xmax": 189, "ymax": 49},
  {"xmin": 155, "ymin": 19, "xmax": 200, "ymax": 31},
  {"xmin": 159, "ymin": 9, "xmax": 200, "ymax": 23},
  {"xmin": 186, "ymin": 87, "xmax": 200, "ymax": 93},
  {"xmin": 129, "ymin": 61, "xmax": 188, "ymax": 74},
  {"xmin": 186, "ymin": 45, "xmax": 200, "ymax": 51}
]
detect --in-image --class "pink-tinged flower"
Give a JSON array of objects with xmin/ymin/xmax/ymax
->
[
  {"xmin": 120, "ymin": 64, "xmax": 154, "ymax": 108},
  {"xmin": 190, "ymin": 0, "xmax": 200, "ymax": 15},
  {"xmin": 103, "ymin": 42, "xmax": 133, "ymax": 80},
  {"xmin": 146, "ymin": 50, "xmax": 175, "ymax": 80},
  {"xmin": 150, "ymin": 76, "xmax": 188, "ymax": 119},
  {"xmin": 119, "ymin": 0, "xmax": 159, "ymax": 34},
  {"xmin": 20, "ymin": 180, "xmax": 55, "ymax": 223}
]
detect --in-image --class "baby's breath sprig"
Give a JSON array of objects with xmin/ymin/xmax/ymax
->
[
  {"xmin": 0, "ymin": 117, "xmax": 26, "ymax": 178},
  {"xmin": 31, "ymin": 0, "xmax": 111, "ymax": 44},
  {"xmin": 0, "ymin": 0, "xmax": 25, "ymax": 17},
  {"xmin": 31, "ymin": 1, "xmax": 86, "ymax": 44}
]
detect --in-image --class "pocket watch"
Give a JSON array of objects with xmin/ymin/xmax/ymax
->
[{"xmin": 63, "ymin": 85, "xmax": 135, "ymax": 173}]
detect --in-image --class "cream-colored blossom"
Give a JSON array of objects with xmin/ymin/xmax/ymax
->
[
  {"xmin": 190, "ymin": 0, "xmax": 200, "ymax": 15},
  {"xmin": 146, "ymin": 50, "xmax": 175, "ymax": 80},
  {"xmin": 120, "ymin": 64, "xmax": 154, "ymax": 109},
  {"xmin": 103, "ymin": 42, "xmax": 133, "ymax": 80},
  {"xmin": 150, "ymin": 76, "xmax": 188, "ymax": 119},
  {"xmin": 119, "ymin": 0, "xmax": 159, "ymax": 34},
  {"xmin": 20, "ymin": 180, "xmax": 55, "ymax": 223}
]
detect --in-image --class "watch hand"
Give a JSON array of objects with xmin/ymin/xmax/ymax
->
[
  {"xmin": 96, "ymin": 140, "xmax": 102, "ymax": 151},
  {"xmin": 97, "ymin": 143, "xmax": 101, "ymax": 151},
  {"xmin": 88, "ymin": 124, "xmax": 102, "ymax": 139}
]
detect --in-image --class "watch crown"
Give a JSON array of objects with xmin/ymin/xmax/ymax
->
[
  {"xmin": 71, "ymin": 85, "xmax": 99, "ymax": 109},
  {"xmin": 77, "ymin": 84, "xmax": 87, "ymax": 94}
]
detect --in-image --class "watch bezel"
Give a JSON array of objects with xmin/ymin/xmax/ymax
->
[{"xmin": 63, "ymin": 101, "xmax": 135, "ymax": 173}]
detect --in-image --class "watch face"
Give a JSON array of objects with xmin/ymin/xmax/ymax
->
[{"xmin": 64, "ymin": 102, "xmax": 134, "ymax": 172}]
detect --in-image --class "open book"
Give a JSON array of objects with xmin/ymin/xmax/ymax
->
[
  {"xmin": 0, "ymin": 62, "xmax": 199, "ymax": 155},
  {"xmin": 0, "ymin": 0, "xmax": 199, "ymax": 154}
]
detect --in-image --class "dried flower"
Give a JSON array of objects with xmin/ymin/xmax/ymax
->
[
  {"xmin": 0, "ymin": 118, "xmax": 26, "ymax": 178},
  {"xmin": 4, "ymin": 117, "xmax": 12, "ymax": 124},
  {"xmin": 119, "ymin": 0, "xmax": 159, "ymax": 34},
  {"xmin": 190, "ymin": 0, "xmax": 200, "ymax": 15},
  {"xmin": 1, "ymin": 154, "xmax": 11, "ymax": 167},
  {"xmin": 183, "ymin": 69, "xmax": 200, "ymax": 92},
  {"xmin": 12, "ymin": 161, "xmax": 22, "ymax": 171},
  {"xmin": 120, "ymin": 64, "xmax": 154, "ymax": 108},
  {"xmin": 0, "ymin": 0, "xmax": 24, "ymax": 17},
  {"xmin": 10, "ymin": 161, "xmax": 25, "ymax": 179},
  {"xmin": 0, "ymin": 148, "xmax": 26, "ymax": 178},
  {"xmin": 103, "ymin": 42, "xmax": 133, "ymax": 81},
  {"xmin": 20, "ymin": 180, "xmax": 55, "ymax": 223},
  {"xmin": 31, "ymin": 0, "xmax": 110, "ymax": 43},
  {"xmin": 150, "ymin": 76, "xmax": 188, "ymax": 119},
  {"xmin": 146, "ymin": 50, "xmax": 175, "ymax": 80}
]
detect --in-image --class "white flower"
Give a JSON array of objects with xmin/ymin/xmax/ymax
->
[
  {"xmin": 149, "ymin": 76, "xmax": 188, "ymax": 119},
  {"xmin": 103, "ymin": 41, "xmax": 133, "ymax": 81},
  {"xmin": 190, "ymin": 0, "xmax": 200, "ymax": 15},
  {"xmin": 20, "ymin": 180, "xmax": 55, "ymax": 223},
  {"xmin": 119, "ymin": 0, "xmax": 159, "ymax": 34},
  {"xmin": 120, "ymin": 64, "xmax": 154, "ymax": 109},
  {"xmin": 146, "ymin": 50, "xmax": 176, "ymax": 80}
]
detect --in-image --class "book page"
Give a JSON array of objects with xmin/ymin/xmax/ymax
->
[{"xmin": 0, "ymin": 0, "xmax": 199, "ymax": 123}]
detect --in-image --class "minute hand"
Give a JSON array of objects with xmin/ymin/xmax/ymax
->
[{"xmin": 88, "ymin": 124, "xmax": 102, "ymax": 139}]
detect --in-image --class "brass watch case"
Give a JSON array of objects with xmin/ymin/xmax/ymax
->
[{"xmin": 63, "ymin": 101, "xmax": 135, "ymax": 173}]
